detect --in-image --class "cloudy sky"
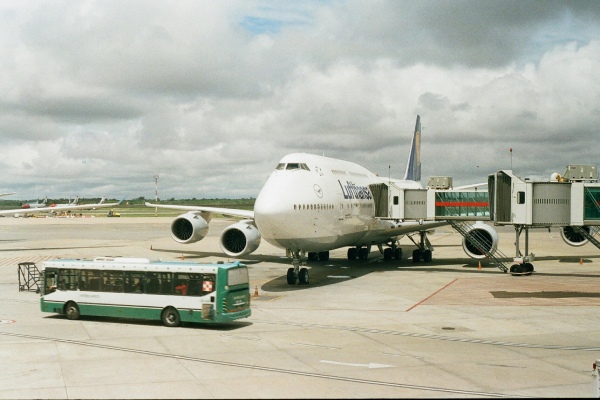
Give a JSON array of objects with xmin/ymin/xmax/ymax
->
[{"xmin": 1, "ymin": 1, "xmax": 599, "ymax": 201}]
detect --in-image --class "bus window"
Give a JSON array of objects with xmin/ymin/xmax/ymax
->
[
  {"xmin": 58, "ymin": 269, "xmax": 79, "ymax": 291},
  {"xmin": 146, "ymin": 272, "xmax": 172, "ymax": 295},
  {"xmin": 124, "ymin": 272, "xmax": 145, "ymax": 293},
  {"xmin": 103, "ymin": 271, "xmax": 124, "ymax": 293},
  {"xmin": 44, "ymin": 268, "xmax": 58, "ymax": 294},
  {"xmin": 81, "ymin": 270, "xmax": 103, "ymax": 291},
  {"xmin": 174, "ymin": 273, "xmax": 190, "ymax": 296},
  {"xmin": 228, "ymin": 268, "xmax": 249, "ymax": 286}
]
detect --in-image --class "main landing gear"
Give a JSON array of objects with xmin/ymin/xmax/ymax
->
[
  {"xmin": 409, "ymin": 231, "xmax": 433, "ymax": 263},
  {"xmin": 287, "ymin": 250, "xmax": 310, "ymax": 285}
]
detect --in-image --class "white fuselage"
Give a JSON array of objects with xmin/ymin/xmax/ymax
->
[{"xmin": 253, "ymin": 153, "xmax": 424, "ymax": 252}]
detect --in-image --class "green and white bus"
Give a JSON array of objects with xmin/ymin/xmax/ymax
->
[{"xmin": 40, "ymin": 257, "xmax": 251, "ymax": 327}]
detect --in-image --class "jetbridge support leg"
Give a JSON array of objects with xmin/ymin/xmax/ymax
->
[{"xmin": 510, "ymin": 225, "xmax": 534, "ymax": 275}]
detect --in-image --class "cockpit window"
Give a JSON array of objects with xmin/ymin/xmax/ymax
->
[{"xmin": 277, "ymin": 163, "xmax": 311, "ymax": 171}]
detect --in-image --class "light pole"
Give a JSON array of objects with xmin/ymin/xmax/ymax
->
[{"xmin": 154, "ymin": 174, "xmax": 159, "ymax": 216}]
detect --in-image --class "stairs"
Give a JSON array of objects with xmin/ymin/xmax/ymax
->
[
  {"xmin": 573, "ymin": 226, "xmax": 600, "ymax": 250},
  {"xmin": 18, "ymin": 262, "xmax": 41, "ymax": 292},
  {"xmin": 448, "ymin": 220, "xmax": 509, "ymax": 273}
]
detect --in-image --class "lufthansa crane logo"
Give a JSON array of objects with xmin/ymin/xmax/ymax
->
[{"xmin": 313, "ymin": 184, "xmax": 323, "ymax": 198}]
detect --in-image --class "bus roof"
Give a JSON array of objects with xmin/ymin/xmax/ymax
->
[{"xmin": 41, "ymin": 257, "xmax": 245, "ymax": 273}]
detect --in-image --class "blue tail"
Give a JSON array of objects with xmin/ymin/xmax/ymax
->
[{"xmin": 403, "ymin": 115, "xmax": 421, "ymax": 181}]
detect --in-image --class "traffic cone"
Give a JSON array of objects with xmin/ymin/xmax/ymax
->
[
  {"xmin": 580, "ymin": 258, "xmax": 583, "ymax": 265},
  {"xmin": 150, "ymin": 244, "xmax": 152, "ymax": 250},
  {"xmin": 181, "ymin": 254, "xmax": 185, "ymax": 260},
  {"xmin": 478, "ymin": 261, "xmax": 482, "ymax": 270},
  {"xmin": 254, "ymin": 286, "xmax": 259, "ymax": 297}
]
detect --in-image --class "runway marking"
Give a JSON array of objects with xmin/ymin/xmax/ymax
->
[
  {"xmin": 320, "ymin": 360, "xmax": 394, "ymax": 369},
  {"xmin": 292, "ymin": 342, "xmax": 340, "ymax": 350},
  {"xmin": 405, "ymin": 278, "xmax": 458, "ymax": 312},
  {"xmin": 0, "ymin": 255, "xmax": 54, "ymax": 267},
  {"xmin": 0, "ymin": 331, "xmax": 515, "ymax": 398},
  {"xmin": 252, "ymin": 320, "xmax": 600, "ymax": 351}
]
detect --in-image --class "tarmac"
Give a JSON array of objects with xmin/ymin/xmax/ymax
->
[{"xmin": 1, "ymin": 215, "xmax": 600, "ymax": 398}]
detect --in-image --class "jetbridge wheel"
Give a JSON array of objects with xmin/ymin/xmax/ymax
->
[
  {"xmin": 298, "ymin": 268, "xmax": 309, "ymax": 285},
  {"xmin": 510, "ymin": 263, "xmax": 534, "ymax": 276},
  {"xmin": 287, "ymin": 268, "xmax": 297, "ymax": 285}
]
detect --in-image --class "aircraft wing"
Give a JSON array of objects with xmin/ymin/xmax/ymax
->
[
  {"xmin": 145, "ymin": 202, "xmax": 254, "ymax": 219},
  {"xmin": 0, "ymin": 198, "xmax": 123, "ymax": 216}
]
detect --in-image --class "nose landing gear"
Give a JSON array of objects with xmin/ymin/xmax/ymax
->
[{"xmin": 287, "ymin": 250, "xmax": 310, "ymax": 285}]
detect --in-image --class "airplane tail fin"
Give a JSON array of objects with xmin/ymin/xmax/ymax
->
[{"xmin": 403, "ymin": 115, "xmax": 421, "ymax": 181}]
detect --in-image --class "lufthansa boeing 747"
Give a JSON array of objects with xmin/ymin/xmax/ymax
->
[{"xmin": 147, "ymin": 116, "xmax": 501, "ymax": 285}]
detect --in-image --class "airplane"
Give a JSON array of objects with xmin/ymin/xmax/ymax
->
[
  {"xmin": 0, "ymin": 192, "xmax": 15, "ymax": 197},
  {"xmin": 146, "ymin": 115, "xmax": 503, "ymax": 285},
  {"xmin": 21, "ymin": 197, "xmax": 48, "ymax": 209},
  {"xmin": 0, "ymin": 197, "xmax": 123, "ymax": 218},
  {"xmin": 49, "ymin": 196, "xmax": 79, "ymax": 207}
]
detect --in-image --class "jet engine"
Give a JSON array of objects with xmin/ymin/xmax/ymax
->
[
  {"xmin": 561, "ymin": 226, "xmax": 592, "ymax": 247},
  {"xmin": 219, "ymin": 220, "xmax": 261, "ymax": 257},
  {"xmin": 462, "ymin": 221, "xmax": 499, "ymax": 259},
  {"xmin": 170, "ymin": 212, "xmax": 209, "ymax": 244}
]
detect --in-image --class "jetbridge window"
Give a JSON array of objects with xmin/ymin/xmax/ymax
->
[{"xmin": 517, "ymin": 191, "xmax": 525, "ymax": 204}]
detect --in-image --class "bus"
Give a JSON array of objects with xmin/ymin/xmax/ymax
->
[{"xmin": 40, "ymin": 257, "xmax": 251, "ymax": 327}]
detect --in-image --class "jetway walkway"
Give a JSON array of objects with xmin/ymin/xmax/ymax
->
[{"xmin": 373, "ymin": 165, "xmax": 600, "ymax": 274}]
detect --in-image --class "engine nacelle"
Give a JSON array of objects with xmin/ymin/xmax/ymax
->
[
  {"xmin": 219, "ymin": 220, "xmax": 261, "ymax": 257},
  {"xmin": 561, "ymin": 226, "xmax": 591, "ymax": 247},
  {"xmin": 170, "ymin": 212, "xmax": 209, "ymax": 244},
  {"xmin": 462, "ymin": 221, "xmax": 499, "ymax": 259}
]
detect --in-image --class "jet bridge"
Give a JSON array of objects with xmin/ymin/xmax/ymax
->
[{"xmin": 374, "ymin": 165, "xmax": 600, "ymax": 274}]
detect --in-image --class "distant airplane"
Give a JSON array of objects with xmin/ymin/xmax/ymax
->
[
  {"xmin": 146, "ymin": 115, "xmax": 498, "ymax": 285},
  {"xmin": 0, "ymin": 197, "xmax": 123, "ymax": 217},
  {"xmin": 49, "ymin": 196, "xmax": 79, "ymax": 208},
  {"xmin": 0, "ymin": 192, "xmax": 15, "ymax": 197},
  {"xmin": 21, "ymin": 197, "xmax": 48, "ymax": 209}
]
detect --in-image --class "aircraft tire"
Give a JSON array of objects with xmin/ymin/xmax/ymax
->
[
  {"xmin": 298, "ymin": 268, "xmax": 309, "ymax": 285},
  {"xmin": 423, "ymin": 250, "xmax": 432, "ymax": 262},
  {"xmin": 358, "ymin": 247, "xmax": 369, "ymax": 260},
  {"xmin": 286, "ymin": 268, "xmax": 297, "ymax": 285},
  {"xmin": 318, "ymin": 251, "xmax": 329, "ymax": 261},
  {"xmin": 412, "ymin": 249, "xmax": 421, "ymax": 263},
  {"xmin": 395, "ymin": 248, "xmax": 402, "ymax": 260},
  {"xmin": 347, "ymin": 248, "xmax": 358, "ymax": 260},
  {"xmin": 383, "ymin": 248, "xmax": 393, "ymax": 260}
]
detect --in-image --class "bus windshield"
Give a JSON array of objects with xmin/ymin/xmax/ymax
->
[{"xmin": 228, "ymin": 267, "xmax": 249, "ymax": 286}]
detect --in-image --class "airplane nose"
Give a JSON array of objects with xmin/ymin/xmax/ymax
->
[{"xmin": 254, "ymin": 176, "xmax": 293, "ymax": 240}]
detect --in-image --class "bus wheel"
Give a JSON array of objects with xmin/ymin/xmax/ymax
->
[
  {"xmin": 161, "ymin": 307, "xmax": 181, "ymax": 327},
  {"xmin": 64, "ymin": 302, "xmax": 80, "ymax": 320}
]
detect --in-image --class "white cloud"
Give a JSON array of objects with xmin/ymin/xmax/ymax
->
[{"xmin": 0, "ymin": 1, "xmax": 599, "ymax": 199}]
